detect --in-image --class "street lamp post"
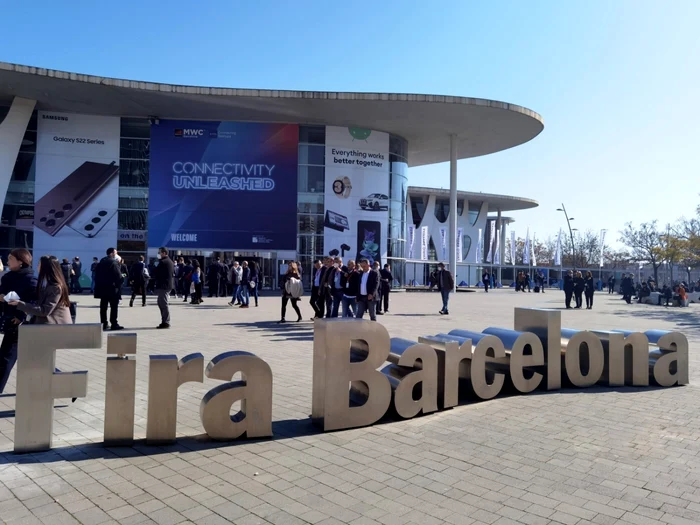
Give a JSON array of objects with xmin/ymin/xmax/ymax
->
[{"xmin": 557, "ymin": 204, "xmax": 576, "ymax": 270}]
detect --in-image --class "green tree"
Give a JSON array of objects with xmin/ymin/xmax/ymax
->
[{"xmin": 619, "ymin": 221, "xmax": 664, "ymax": 283}]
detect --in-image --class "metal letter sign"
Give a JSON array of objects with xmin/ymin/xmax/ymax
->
[{"xmin": 12, "ymin": 310, "xmax": 690, "ymax": 452}]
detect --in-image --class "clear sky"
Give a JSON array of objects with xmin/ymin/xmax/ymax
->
[{"xmin": 2, "ymin": 0, "xmax": 698, "ymax": 246}]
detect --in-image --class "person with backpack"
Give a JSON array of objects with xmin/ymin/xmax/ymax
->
[
  {"xmin": 279, "ymin": 262, "xmax": 303, "ymax": 323},
  {"xmin": 128, "ymin": 255, "xmax": 148, "ymax": 307}
]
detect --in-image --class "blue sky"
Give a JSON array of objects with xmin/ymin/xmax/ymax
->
[{"xmin": 2, "ymin": 0, "xmax": 698, "ymax": 246}]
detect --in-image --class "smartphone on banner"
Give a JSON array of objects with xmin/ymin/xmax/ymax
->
[
  {"xmin": 68, "ymin": 206, "xmax": 118, "ymax": 238},
  {"xmin": 356, "ymin": 220, "xmax": 381, "ymax": 267},
  {"xmin": 34, "ymin": 161, "xmax": 119, "ymax": 236}
]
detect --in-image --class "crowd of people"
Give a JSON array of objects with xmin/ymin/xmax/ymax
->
[
  {"xmin": 613, "ymin": 274, "xmax": 694, "ymax": 307},
  {"xmin": 300, "ymin": 257, "xmax": 394, "ymax": 322}
]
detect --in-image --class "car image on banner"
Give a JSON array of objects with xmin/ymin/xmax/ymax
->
[
  {"xmin": 324, "ymin": 126, "xmax": 389, "ymax": 266},
  {"xmin": 148, "ymin": 120, "xmax": 299, "ymax": 250}
]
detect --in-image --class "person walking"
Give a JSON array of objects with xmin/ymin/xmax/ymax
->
[
  {"xmin": 10, "ymin": 255, "xmax": 72, "ymax": 325},
  {"xmin": 320, "ymin": 257, "xmax": 334, "ymax": 318},
  {"xmin": 622, "ymin": 273, "xmax": 633, "ymax": 304},
  {"xmin": 240, "ymin": 261, "xmax": 251, "ymax": 308},
  {"xmin": 153, "ymin": 247, "xmax": 174, "ymax": 328},
  {"xmin": 482, "ymin": 271, "xmax": 490, "ymax": 292},
  {"xmin": 584, "ymin": 271, "xmax": 595, "ymax": 309},
  {"xmin": 309, "ymin": 260, "xmax": 324, "ymax": 320},
  {"xmin": 573, "ymin": 271, "xmax": 584, "ymax": 309},
  {"xmin": 372, "ymin": 261, "xmax": 384, "ymax": 315},
  {"xmin": 437, "ymin": 262, "xmax": 455, "ymax": 315},
  {"xmin": 71, "ymin": 256, "xmax": 82, "ymax": 293},
  {"xmin": 563, "ymin": 270, "xmax": 574, "ymax": 309},
  {"xmin": 355, "ymin": 259, "xmax": 379, "ymax": 321},
  {"xmin": 249, "ymin": 261, "xmax": 260, "ymax": 307},
  {"xmin": 128, "ymin": 255, "xmax": 148, "ymax": 307},
  {"xmin": 94, "ymin": 248, "xmax": 124, "ymax": 331},
  {"xmin": 228, "ymin": 261, "xmax": 243, "ymax": 306},
  {"xmin": 279, "ymin": 262, "xmax": 303, "ymax": 323},
  {"xmin": 207, "ymin": 257, "xmax": 222, "ymax": 298},
  {"xmin": 0, "ymin": 249, "xmax": 38, "ymax": 393},
  {"xmin": 342, "ymin": 260, "xmax": 360, "ymax": 317},
  {"xmin": 190, "ymin": 260, "xmax": 203, "ymax": 304},
  {"xmin": 90, "ymin": 256, "xmax": 99, "ymax": 294},
  {"xmin": 329, "ymin": 257, "xmax": 346, "ymax": 318},
  {"xmin": 60, "ymin": 258, "xmax": 72, "ymax": 291},
  {"xmin": 380, "ymin": 264, "xmax": 393, "ymax": 313}
]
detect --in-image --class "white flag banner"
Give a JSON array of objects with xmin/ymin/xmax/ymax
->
[
  {"xmin": 554, "ymin": 228, "xmax": 562, "ymax": 266},
  {"xmin": 486, "ymin": 221, "xmax": 495, "ymax": 263},
  {"xmin": 599, "ymin": 229, "xmax": 607, "ymax": 268},
  {"xmin": 523, "ymin": 228, "xmax": 531, "ymax": 265},
  {"xmin": 494, "ymin": 229, "xmax": 501, "ymax": 265},
  {"xmin": 420, "ymin": 226, "xmax": 429, "ymax": 261},
  {"xmin": 407, "ymin": 225, "xmax": 416, "ymax": 259},
  {"xmin": 456, "ymin": 227, "xmax": 463, "ymax": 263},
  {"xmin": 531, "ymin": 233, "xmax": 537, "ymax": 267},
  {"xmin": 476, "ymin": 228, "xmax": 482, "ymax": 263},
  {"xmin": 439, "ymin": 227, "xmax": 447, "ymax": 261},
  {"xmin": 510, "ymin": 230, "xmax": 516, "ymax": 265}
]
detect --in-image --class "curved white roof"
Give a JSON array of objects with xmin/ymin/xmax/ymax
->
[{"xmin": 0, "ymin": 62, "xmax": 543, "ymax": 167}]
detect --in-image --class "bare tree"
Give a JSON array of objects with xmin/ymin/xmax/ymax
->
[{"xmin": 619, "ymin": 221, "xmax": 664, "ymax": 283}]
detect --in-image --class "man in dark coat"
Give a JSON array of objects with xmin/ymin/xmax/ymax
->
[
  {"xmin": 563, "ymin": 270, "xmax": 574, "ymax": 309},
  {"xmin": 71, "ymin": 256, "xmax": 82, "ymax": 293},
  {"xmin": 379, "ymin": 264, "xmax": 393, "ymax": 313},
  {"xmin": 153, "ymin": 247, "xmax": 175, "ymax": 329},
  {"xmin": 355, "ymin": 259, "xmax": 380, "ymax": 321},
  {"xmin": 94, "ymin": 247, "xmax": 124, "ymax": 330},
  {"xmin": 437, "ymin": 262, "xmax": 455, "ymax": 315}
]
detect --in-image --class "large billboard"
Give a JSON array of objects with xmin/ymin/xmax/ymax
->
[
  {"xmin": 324, "ymin": 126, "xmax": 389, "ymax": 265},
  {"xmin": 148, "ymin": 120, "xmax": 298, "ymax": 250},
  {"xmin": 35, "ymin": 111, "xmax": 120, "ymax": 286}
]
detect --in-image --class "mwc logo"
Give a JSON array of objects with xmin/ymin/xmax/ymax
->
[{"xmin": 174, "ymin": 128, "xmax": 205, "ymax": 137}]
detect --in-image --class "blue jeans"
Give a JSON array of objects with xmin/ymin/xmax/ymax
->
[
  {"xmin": 331, "ymin": 290, "xmax": 344, "ymax": 318},
  {"xmin": 342, "ymin": 296, "xmax": 356, "ymax": 318},
  {"xmin": 232, "ymin": 284, "xmax": 243, "ymax": 303},
  {"xmin": 440, "ymin": 289, "xmax": 450, "ymax": 312},
  {"xmin": 251, "ymin": 285, "xmax": 259, "ymax": 306},
  {"xmin": 241, "ymin": 285, "xmax": 250, "ymax": 306}
]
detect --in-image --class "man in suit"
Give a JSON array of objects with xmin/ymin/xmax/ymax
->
[
  {"xmin": 372, "ymin": 261, "xmax": 383, "ymax": 315},
  {"xmin": 309, "ymin": 260, "xmax": 323, "ymax": 319},
  {"xmin": 564, "ymin": 270, "xmax": 575, "ymax": 309},
  {"xmin": 379, "ymin": 264, "xmax": 393, "ymax": 313},
  {"xmin": 329, "ymin": 256, "xmax": 347, "ymax": 318},
  {"xmin": 437, "ymin": 262, "xmax": 455, "ymax": 315},
  {"xmin": 482, "ymin": 271, "xmax": 490, "ymax": 292},
  {"xmin": 355, "ymin": 259, "xmax": 379, "ymax": 321},
  {"xmin": 319, "ymin": 257, "xmax": 333, "ymax": 318},
  {"xmin": 154, "ymin": 247, "xmax": 175, "ymax": 329},
  {"xmin": 94, "ymin": 247, "xmax": 124, "ymax": 331}
]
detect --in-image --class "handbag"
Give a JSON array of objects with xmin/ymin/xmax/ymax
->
[{"xmin": 250, "ymin": 281, "xmax": 256, "ymax": 289}]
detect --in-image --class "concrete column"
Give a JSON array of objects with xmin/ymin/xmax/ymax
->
[
  {"xmin": 449, "ymin": 135, "xmax": 457, "ymax": 290},
  {"xmin": 0, "ymin": 97, "xmax": 36, "ymax": 210},
  {"xmin": 499, "ymin": 220, "xmax": 506, "ymax": 285},
  {"xmin": 496, "ymin": 210, "xmax": 502, "ymax": 284}
]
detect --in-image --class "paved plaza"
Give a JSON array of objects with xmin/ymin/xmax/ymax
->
[{"xmin": 0, "ymin": 288, "xmax": 699, "ymax": 525}]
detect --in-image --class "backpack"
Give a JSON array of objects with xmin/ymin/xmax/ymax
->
[
  {"xmin": 285, "ymin": 277, "xmax": 303, "ymax": 299},
  {"xmin": 142, "ymin": 266, "xmax": 150, "ymax": 280}
]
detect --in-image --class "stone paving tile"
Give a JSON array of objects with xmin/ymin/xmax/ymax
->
[{"xmin": 1, "ymin": 291, "xmax": 700, "ymax": 524}]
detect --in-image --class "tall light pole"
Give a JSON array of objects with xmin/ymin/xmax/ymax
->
[{"xmin": 557, "ymin": 204, "xmax": 576, "ymax": 269}]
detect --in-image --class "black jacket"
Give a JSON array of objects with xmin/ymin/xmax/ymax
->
[
  {"xmin": 437, "ymin": 269, "xmax": 454, "ymax": 291},
  {"xmin": 344, "ymin": 270, "xmax": 362, "ymax": 298},
  {"xmin": 72, "ymin": 261, "xmax": 82, "ymax": 277},
  {"xmin": 380, "ymin": 269, "xmax": 393, "ymax": 290},
  {"xmin": 359, "ymin": 269, "xmax": 379, "ymax": 297},
  {"xmin": 60, "ymin": 262, "xmax": 72, "ymax": 283},
  {"xmin": 584, "ymin": 276, "xmax": 594, "ymax": 294},
  {"xmin": 574, "ymin": 276, "xmax": 584, "ymax": 293},
  {"xmin": 129, "ymin": 261, "xmax": 147, "ymax": 285},
  {"xmin": 154, "ymin": 256, "xmax": 175, "ymax": 291},
  {"xmin": 1, "ymin": 267, "xmax": 38, "ymax": 324},
  {"xmin": 563, "ymin": 275, "xmax": 574, "ymax": 292},
  {"xmin": 94, "ymin": 256, "xmax": 123, "ymax": 299}
]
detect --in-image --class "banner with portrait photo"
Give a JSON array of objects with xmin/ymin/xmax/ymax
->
[{"xmin": 324, "ymin": 126, "xmax": 389, "ymax": 265}]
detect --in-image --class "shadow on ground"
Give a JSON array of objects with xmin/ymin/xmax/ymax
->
[{"xmin": 214, "ymin": 321, "xmax": 314, "ymax": 342}]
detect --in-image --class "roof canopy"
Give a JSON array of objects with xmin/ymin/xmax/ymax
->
[
  {"xmin": 0, "ymin": 62, "xmax": 543, "ymax": 167},
  {"xmin": 408, "ymin": 186, "xmax": 537, "ymax": 212}
]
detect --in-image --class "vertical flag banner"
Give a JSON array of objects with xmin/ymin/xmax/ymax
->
[
  {"xmin": 486, "ymin": 221, "xmax": 495, "ymax": 263},
  {"xmin": 554, "ymin": 228, "xmax": 562, "ymax": 266},
  {"xmin": 439, "ymin": 227, "xmax": 447, "ymax": 261},
  {"xmin": 599, "ymin": 229, "xmax": 607, "ymax": 268},
  {"xmin": 523, "ymin": 228, "xmax": 531, "ymax": 265},
  {"xmin": 407, "ymin": 225, "xmax": 415, "ymax": 259},
  {"xmin": 476, "ymin": 228, "xmax": 482, "ymax": 263},
  {"xmin": 494, "ymin": 230, "xmax": 501, "ymax": 265},
  {"xmin": 510, "ymin": 230, "xmax": 516, "ymax": 265},
  {"xmin": 420, "ymin": 226, "xmax": 429, "ymax": 261},
  {"xmin": 456, "ymin": 227, "xmax": 463, "ymax": 263},
  {"xmin": 531, "ymin": 233, "xmax": 537, "ymax": 267}
]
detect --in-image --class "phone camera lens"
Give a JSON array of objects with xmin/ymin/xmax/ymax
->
[
  {"xmin": 91, "ymin": 217, "xmax": 101, "ymax": 224},
  {"xmin": 85, "ymin": 224, "xmax": 95, "ymax": 231},
  {"xmin": 54, "ymin": 211, "xmax": 65, "ymax": 219},
  {"xmin": 98, "ymin": 210, "xmax": 107, "ymax": 217},
  {"xmin": 48, "ymin": 209, "xmax": 56, "ymax": 214},
  {"xmin": 39, "ymin": 217, "xmax": 47, "ymax": 223},
  {"xmin": 46, "ymin": 219, "xmax": 56, "ymax": 227}
]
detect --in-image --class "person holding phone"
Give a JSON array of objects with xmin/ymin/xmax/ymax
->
[{"xmin": 436, "ymin": 262, "xmax": 454, "ymax": 315}]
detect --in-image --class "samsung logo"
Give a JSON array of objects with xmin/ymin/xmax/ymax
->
[{"xmin": 42, "ymin": 115, "xmax": 68, "ymax": 121}]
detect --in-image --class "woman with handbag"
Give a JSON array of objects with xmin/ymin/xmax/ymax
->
[
  {"xmin": 0, "ymin": 249, "xmax": 38, "ymax": 393},
  {"xmin": 9, "ymin": 256, "xmax": 72, "ymax": 324},
  {"xmin": 249, "ymin": 261, "xmax": 260, "ymax": 307},
  {"xmin": 190, "ymin": 260, "xmax": 203, "ymax": 305},
  {"xmin": 279, "ymin": 262, "xmax": 302, "ymax": 323}
]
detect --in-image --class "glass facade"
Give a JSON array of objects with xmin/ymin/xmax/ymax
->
[{"xmin": 0, "ymin": 110, "xmax": 409, "ymax": 287}]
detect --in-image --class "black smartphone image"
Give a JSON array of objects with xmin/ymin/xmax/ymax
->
[
  {"xmin": 356, "ymin": 220, "xmax": 381, "ymax": 266},
  {"xmin": 324, "ymin": 210, "xmax": 350, "ymax": 232},
  {"xmin": 34, "ymin": 161, "xmax": 119, "ymax": 236}
]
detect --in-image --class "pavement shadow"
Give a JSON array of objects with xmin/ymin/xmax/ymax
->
[
  {"xmin": 214, "ymin": 321, "xmax": 314, "ymax": 342},
  {"xmin": 606, "ymin": 305, "xmax": 700, "ymax": 338}
]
